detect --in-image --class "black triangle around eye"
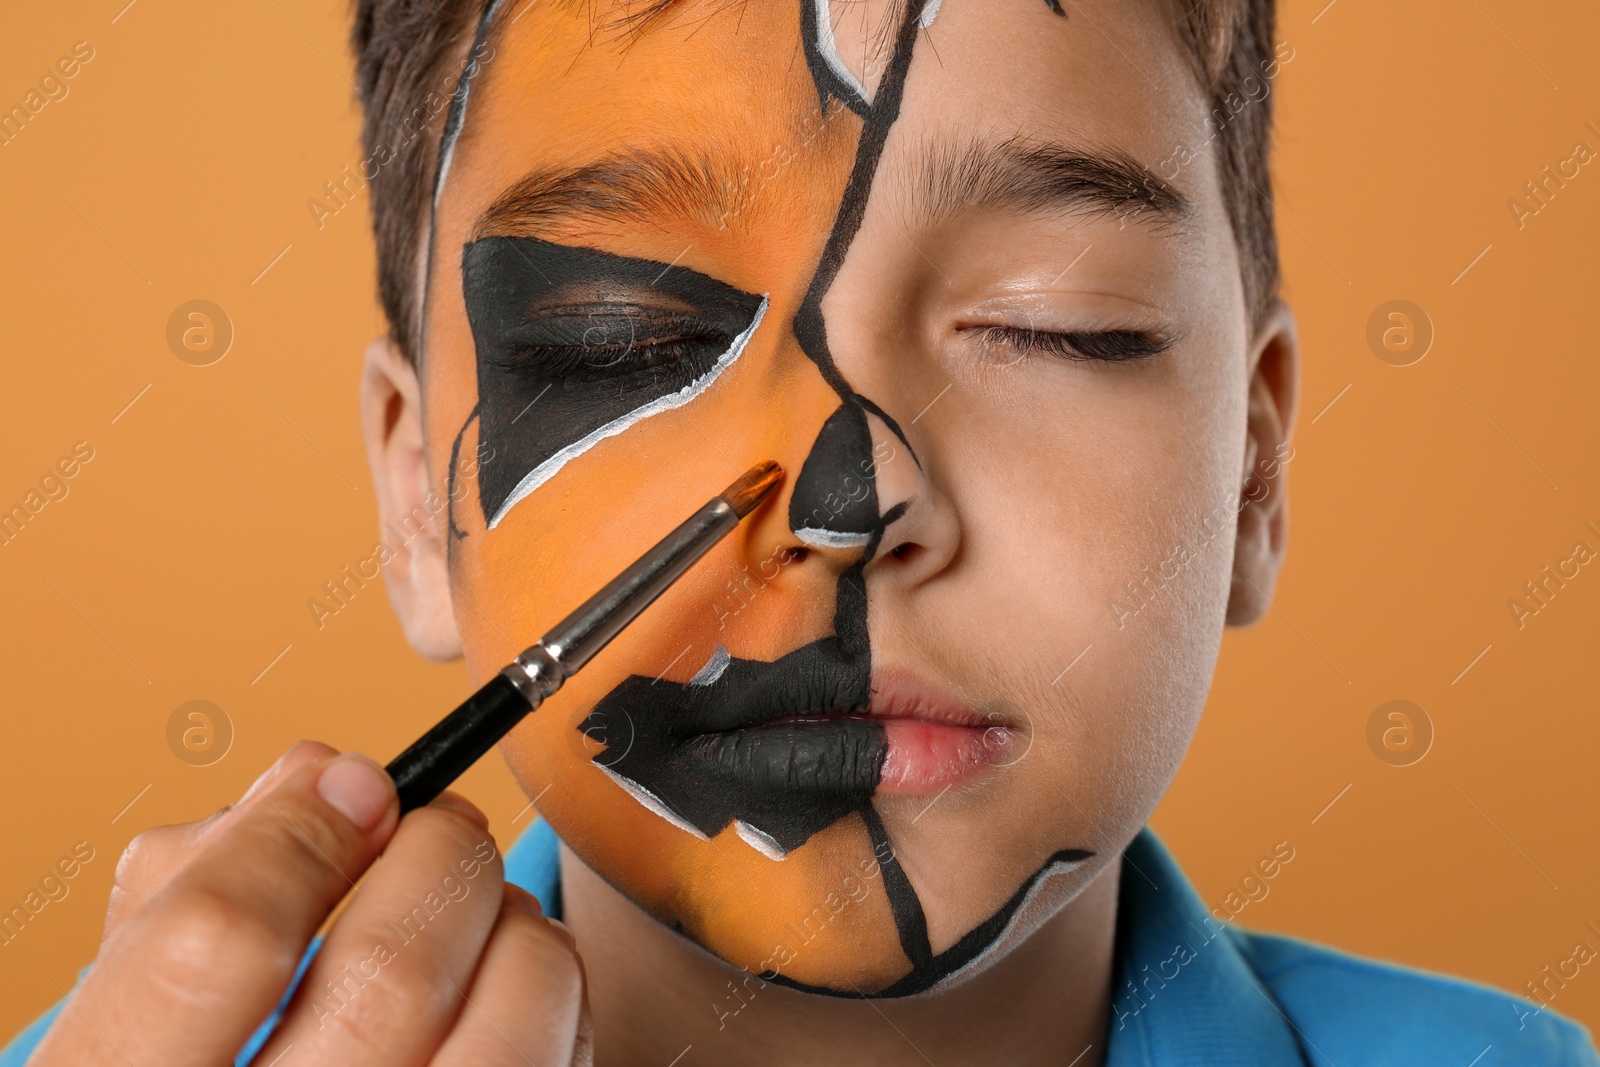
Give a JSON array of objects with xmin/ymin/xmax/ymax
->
[{"xmin": 461, "ymin": 236, "xmax": 764, "ymax": 528}]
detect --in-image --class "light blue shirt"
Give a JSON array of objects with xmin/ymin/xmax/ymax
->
[{"xmin": 5, "ymin": 825, "xmax": 1595, "ymax": 1065}]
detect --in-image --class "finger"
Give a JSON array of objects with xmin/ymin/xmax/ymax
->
[
  {"xmin": 237, "ymin": 739, "xmax": 338, "ymax": 808},
  {"xmin": 431, "ymin": 887, "xmax": 590, "ymax": 1067},
  {"xmin": 253, "ymin": 791, "xmax": 506, "ymax": 1065},
  {"xmin": 103, "ymin": 741, "xmax": 334, "ymax": 942},
  {"xmin": 36, "ymin": 752, "xmax": 398, "ymax": 1067}
]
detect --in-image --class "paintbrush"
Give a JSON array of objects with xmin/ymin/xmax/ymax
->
[{"xmin": 385, "ymin": 460, "xmax": 784, "ymax": 814}]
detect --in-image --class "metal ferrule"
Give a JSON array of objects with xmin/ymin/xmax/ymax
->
[{"xmin": 501, "ymin": 643, "xmax": 567, "ymax": 706}]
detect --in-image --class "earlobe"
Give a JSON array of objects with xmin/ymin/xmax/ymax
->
[
  {"xmin": 1226, "ymin": 302, "xmax": 1300, "ymax": 626},
  {"xmin": 358, "ymin": 336, "xmax": 464, "ymax": 660}
]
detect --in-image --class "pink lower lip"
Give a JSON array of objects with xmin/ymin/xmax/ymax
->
[{"xmin": 877, "ymin": 718, "xmax": 1014, "ymax": 794}]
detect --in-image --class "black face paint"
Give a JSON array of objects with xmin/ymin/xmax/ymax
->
[
  {"xmin": 580, "ymin": 636, "xmax": 881, "ymax": 856},
  {"xmin": 576, "ymin": 399, "xmax": 891, "ymax": 858},
  {"xmin": 788, "ymin": 404, "xmax": 881, "ymax": 547},
  {"xmin": 445, "ymin": 404, "xmax": 480, "ymax": 543},
  {"xmin": 461, "ymin": 236, "xmax": 765, "ymax": 527},
  {"xmin": 767, "ymin": 843, "xmax": 1095, "ymax": 998},
  {"xmin": 800, "ymin": 0, "xmax": 871, "ymax": 117}
]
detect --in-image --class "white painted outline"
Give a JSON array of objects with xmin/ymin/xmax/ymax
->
[
  {"xmin": 432, "ymin": 0, "xmax": 504, "ymax": 212},
  {"xmin": 488, "ymin": 296, "xmax": 770, "ymax": 529},
  {"xmin": 690, "ymin": 644, "xmax": 732, "ymax": 686},
  {"xmin": 735, "ymin": 820, "xmax": 788, "ymax": 861},
  {"xmin": 601, "ymin": 762, "xmax": 789, "ymax": 863},
  {"xmin": 795, "ymin": 527, "xmax": 871, "ymax": 549},
  {"xmin": 813, "ymin": 0, "xmax": 870, "ymax": 105},
  {"xmin": 596, "ymin": 764, "xmax": 709, "ymax": 841},
  {"xmin": 812, "ymin": 0, "xmax": 946, "ymax": 100},
  {"xmin": 928, "ymin": 853, "xmax": 1089, "ymax": 990}
]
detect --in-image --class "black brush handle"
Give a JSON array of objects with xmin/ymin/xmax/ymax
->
[{"xmin": 386, "ymin": 673, "xmax": 532, "ymax": 814}]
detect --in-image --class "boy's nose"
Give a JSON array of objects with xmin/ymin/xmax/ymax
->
[{"xmin": 779, "ymin": 397, "xmax": 957, "ymax": 589}]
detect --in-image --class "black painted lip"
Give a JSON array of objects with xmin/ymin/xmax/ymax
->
[
  {"xmin": 580, "ymin": 634, "xmax": 885, "ymax": 853},
  {"xmin": 683, "ymin": 718, "xmax": 887, "ymax": 794},
  {"xmin": 597, "ymin": 640, "xmax": 872, "ymax": 743}
]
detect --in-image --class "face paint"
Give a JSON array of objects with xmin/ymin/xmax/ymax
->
[
  {"xmin": 462, "ymin": 236, "xmax": 767, "ymax": 528},
  {"xmin": 582, "ymin": 619, "xmax": 880, "ymax": 855},
  {"xmin": 788, "ymin": 405, "xmax": 880, "ymax": 549},
  {"xmin": 426, "ymin": 0, "xmax": 1233, "ymax": 999}
]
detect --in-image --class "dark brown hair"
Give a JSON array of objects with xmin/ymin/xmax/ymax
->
[{"xmin": 349, "ymin": 0, "xmax": 1280, "ymax": 364}]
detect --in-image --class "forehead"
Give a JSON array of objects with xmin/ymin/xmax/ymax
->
[{"xmin": 442, "ymin": 0, "xmax": 1216, "ymax": 239}]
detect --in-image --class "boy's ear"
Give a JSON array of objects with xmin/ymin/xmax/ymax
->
[
  {"xmin": 359, "ymin": 336, "xmax": 463, "ymax": 660},
  {"xmin": 1227, "ymin": 302, "xmax": 1300, "ymax": 626}
]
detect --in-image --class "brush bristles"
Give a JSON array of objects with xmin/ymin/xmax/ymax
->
[{"xmin": 720, "ymin": 460, "xmax": 784, "ymax": 519}]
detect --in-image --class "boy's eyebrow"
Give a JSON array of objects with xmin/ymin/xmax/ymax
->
[
  {"xmin": 907, "ymin": 135, "xmax": 1193, "ymax": 228},
  {"xmin": 471, "ymin": 149, "xmax": 747, "ymax": 240},
  {"xmin": 470, "ymin": 136, "xmax": 1191, "ymax": 241}
]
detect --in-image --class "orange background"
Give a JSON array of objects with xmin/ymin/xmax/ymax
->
[{"xmin": 2, "ymin": 0, "xmax": 1598, "ymax": 1044}]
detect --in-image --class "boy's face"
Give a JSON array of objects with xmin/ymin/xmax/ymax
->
[{"xmin": 404, "ymin": 0, "xmax": 1291, "ymax": 995}]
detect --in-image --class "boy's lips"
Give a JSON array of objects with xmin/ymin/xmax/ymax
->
[
  {"xmin": 678, "ymin": 667, "xmax": 1015, "ymax": 797},
  {"xmin": 867, "ymin": 668, "xmax": 1019, "ymax": 794},
  {"xmin": 581, "ymin": 639, "xmax": 1018, "ymax": 854}
]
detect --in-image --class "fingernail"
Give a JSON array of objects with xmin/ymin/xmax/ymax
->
[{"xmin": 316, "ymin": 755, "xmax": 394, "ymax": 831}]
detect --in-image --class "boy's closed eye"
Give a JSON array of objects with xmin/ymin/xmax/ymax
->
[
  {"xmin": 499, "ymin": 302, "xmax": 737, "ymax": 382},
  {"xmin": 966, "ymin": 324, "xmax": 1175, "ymax": 363}
]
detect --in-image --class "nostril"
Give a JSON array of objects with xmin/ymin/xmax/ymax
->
[
  {"xmin": 785, "ymin": 545, "xmax": 811, "ymax": 565},
  {"xmin": 889, "ymin": 541, "xmax": 924, "ymax": 563}
]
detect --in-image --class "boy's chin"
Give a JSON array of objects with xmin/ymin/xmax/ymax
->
[
  {"xmin": 682, "ymin": 859, "xmax": 1093, "ymax": 999},
  {"xmin": 574, "ymin": 814, "xmax": 1100, "ymax": 999}
]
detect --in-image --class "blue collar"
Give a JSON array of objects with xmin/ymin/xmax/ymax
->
[
  {"xmin": 505, "ymin": 822, "xmax": 1310, "ymax": 1064},
  {"xmin": 1105, "ymin": 830, "xmax": 1308, "ymax": 1066}
]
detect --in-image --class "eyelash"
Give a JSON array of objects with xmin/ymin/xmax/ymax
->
[
  {"xmin": 500, "ymin": 308, "xmax": 732, "ymax": 382},
  {"xmin": 975, "ymin": 325, "xmax": 1173, "ymax": 363}
]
